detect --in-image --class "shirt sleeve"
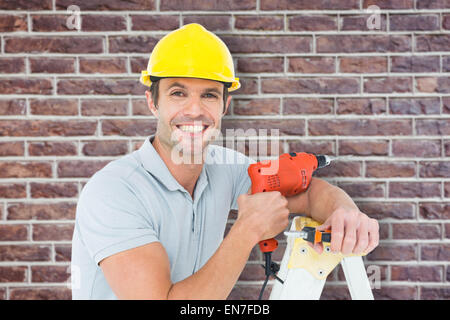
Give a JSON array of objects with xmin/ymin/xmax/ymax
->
[
  {"xmin": 75, "ymin": 173, "xmax": 160, "ymax": 265},
  {"xmin": 230, "ymin": 152, "xmax": 257, "ymax": 211}
]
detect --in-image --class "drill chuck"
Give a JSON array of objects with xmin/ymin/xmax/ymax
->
[{"xmin": 316, "ymin": 155, "xmax": 331, "ymax": 169}]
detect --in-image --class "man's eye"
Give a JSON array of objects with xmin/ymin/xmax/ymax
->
[
  {"xmin": 204, "ymin": 93, "xmax": 217, "ymax": 99},
  {"xmin": 171, "ymin": 91, "xmax": 184, "ymax": 96}
]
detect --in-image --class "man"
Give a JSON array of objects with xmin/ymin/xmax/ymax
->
[{"xmin": 71, "ymin": 23, "xmax": 379, "ymax": 300}]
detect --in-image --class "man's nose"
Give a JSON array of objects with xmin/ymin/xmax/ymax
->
[{"xmin": 182, "ymin": 95, "xmax": 204, "ymax": 116}]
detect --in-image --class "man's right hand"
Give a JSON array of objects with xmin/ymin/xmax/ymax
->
[{"xmin": 235, "ymin": 188, "xmax": 290, "ymax": 243}]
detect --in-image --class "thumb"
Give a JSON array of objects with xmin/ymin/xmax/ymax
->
[{"xmin": 316, "ymin": 219, "xmax": 331, "ymax": 231}]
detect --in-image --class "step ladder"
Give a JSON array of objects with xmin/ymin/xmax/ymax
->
[{"xmin": 269, "ymin": 216, "xmax": 374, "ymax": 300}]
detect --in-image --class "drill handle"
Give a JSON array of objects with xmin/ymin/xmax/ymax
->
[{"xmin": 258, "ymin": 238, "xmax": 278, "ymax": 253}]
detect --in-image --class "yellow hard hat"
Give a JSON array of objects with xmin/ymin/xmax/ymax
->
[{"xmin": 140, "ymin": 23, "xmax": 240, "ymax": 92}]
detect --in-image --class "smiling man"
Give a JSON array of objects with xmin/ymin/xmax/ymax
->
[{"xmin": 71, "ymin": 23, "xmax": 379, "ymax": 300}]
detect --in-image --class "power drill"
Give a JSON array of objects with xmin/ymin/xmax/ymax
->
[{"xmin": 247, "ymin": 152, "xmax": 333, "ymax": 299}]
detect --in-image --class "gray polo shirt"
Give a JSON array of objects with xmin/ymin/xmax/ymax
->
[{"xmin": 71, "ymin": 135, "xmax": 255, "ymax": 299}]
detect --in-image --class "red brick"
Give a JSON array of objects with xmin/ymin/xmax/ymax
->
[
  {"xmin": 108, "ymin": 35, "xmax": 161, "ymax": 53},
  {"xmin": 288, "ymin": 57, "xmax": 335, "ymax": 73},
  {"xmin": 340, "ymin": 14, "xmax": 387, "ymax": 31},
  {"xmin": 317, "ymin": 35, "xmax": 411, "ymax": 53},
  {"xmin": 261, "ymin": 0, "xmax": 359, "ymax": 10},
  {"xmin": 392, "ymin": 265, "xmax": 442, "ymax": 282},
  {"xmin": 390, "ymin": 14, "xmax": 439, "ymax": 31},
  {"xmin": 421, "ymin": 287, "xmax": 450, "ymax": 300},
  {"xmin": 31, "ymin": 265, "xmax": 70, "ymax": 283},
  {"xmin": 0, "ymin": 14, "xmax": 27, "ymax": 32},
  {"xmin": 5, "ymin": 37, "xmax": 103, "ymax": 54},
  {"xmin": 32, "ymin": 223, "xmax": 74, "ymax": 241},
  {"xmin": 30, "ymin": 99, "xmax": 78, "ymax": 116},
  {"xmin": 389, "ymin": 182, "xmax": 441, "ymax": 198},
  {"xmin": 222, "ymin": 119, "xmax": 305, "ymax": 136},
  {"xmin": 339, "ymin": 57, "xmax": 387, "ymax": 73},
  {"xmin": 79, "ymin": 58, "xmax": 127, "ymax": 74},
  {"xmin": 392, "ymin": 139, "xmax": 441, "ymax": 157},
  {"xmin": 0, "ymin": 225, "xmax": 28, "ymax": 241},
  {"xmin": 288, "ymin": 140, "xmax": 334, "ymax": 155},
  {"xmin": 338, "ymin": 139, "xmax": 388, "ymax": 156},
  {"xmin": 81, "ymin": 99, "xmax": 128, "ymax": 116},
  {"xmin": 366, "ymin": 161, "xmax": 415, "ymax": 178},
  {"xmin": 389, "ymin": 98, "xmax": 440, "ymax": 115},
  {"xmin": 444, "ymin": 14, "xmax": 450, "ymax": 30},
  {"xmin": 357, "ymin": 202, "xmax": 415, "ymax": 220},
  {"xmin": 283, "ymin": 98, "xmax": 333, "ymax": 114},
  {"xmin": 102, "ymin": 119, "xmax": 157, "ymax": 136},
  {"xmin": 421, "ymin": 244, "xmax": 450, "ymax": 261},
  {"xmin": 0, "ymin": 78, "xmax": 53, "ymax": 95},
  {"xmin": 0, "ymin": 142, "xmax": 25, "ymax": 157},
  {"xmin": 0, "ymin": 183, "xmax": 26, "ymax": 198},
  {"xmin": 228, "ymin": 285, "xmax": 269, "ymax": 300},
  {"xmin": 131, "ymin": 98, "xmax": 150, "ymax": 116},
  {"xmin": 364, "ymin": 77, "xmax": 412, "ymax": 93},
  {"xmin": 0, "ymin": 58, "xmax": 25, "ymax": 73},
  {"xmin": 337, "ymin": 98, "xmax": 386, "ymax": 115},
  {"xmin": 222, "ymin": 35, "xmax": 311, "ymax": 54},
  {"xmin": 55, "ymin": 244, "xmax": 71, "ymax": 262},
  {"xmin": 0, "ymin": 162, "xmax": 52, "ymax": 178},
  {"xmin": 391, "ymin": 56, "xmax": 440, "ymax": 73},
  {"xmin": 308, "ymin": 119, "xmax": 412, "ymax": 136},
  {"xmin": 234, "ymin": 77, "xmax": 258, "ymax": 95},
  {"xmin": 0, "ymin": 245, "xmax": 51, "ymax": 262},
  {"xmin": 81, "ymin": 140, "xmax": 129, "ymax": 156},
  {"xmin": 30, "ymin": 182, "xmax": 78, "ymax": 199},
  {"xmin": 233, "ymin": 98, "xmax": 280, "ymax": 115},
  {"xmin": 336, "ymin": 181, "xmax": 384, "ymax": 197},
  {"xmin": 419, "ymin": 203, "xmax": 450, "ymax": 220},
  {"xmin": 82, "ymin": 14, "xmax": 127, "ymax": 31},
  {"xmin": 9, "ymin": 287, "xmax": 71, "ymax": 300},
  {"xmin": 417, "ymin": 77, "xmax": 450, "ymax": 93},
  {"xmin": 0, "ymin": 266, "xmax": 27, "ymax": 282},
  {"xmin": 446, "ymin": 182, "xmax": 450, "ymax": 197},
  {"xmin": 57, "ymin": 160, "xmax": 110, "ymax": 178},
  {"xmin": 28, "ymin": 141, "xmax": 77, "ymax": 156},
  {"xmin": 419, "ymin": 161, "xmax": 450, "ymax": 178},
  {"xmin": 373, "ymin": 286, "xmax": 418, "ymax": 300},
  {"xmin": 393, "ymin": 223, "xmax": 441, "ymax": 239},
  {"xmin": 262, "ymin": 77, "xmax": 359, "ymax": 94},
  {"xmin": 417, "ymin": 0, "xmax": 450, "ymax": 9},
  {"xmin": 162, "ymin": 0, "xmax": 255, "ymax": 10},
  {"xmin": 288, "ymin": 15, "xmax": 337, "ymax": 31},
  {"xmin": 131, "ymin": 14, "xmax": 179, "ymax": 31},
  {"xmin": 56, "ymin": 0, "xmax": 156, "ymax": 10},
  {"xmin": 235, "ymin": 15, "xmax": 282, "ymax": 31},
  {"xmin": 314, "ymin": 161, "xmax": 361, "ymax": 178},
  {"xmin": 363, "ymin": 0, "xmax": 414, "ymax": 9},
  {"xmin": 0, "ymin": 0, "xmax": 52, "ymax": 10},
  {"xmin": 416, "ymin": 119, "xmax": 450, "ymax": 135},
  {"xmin": 30, "ymin": 57, "xmax": 75, "ymax": 74},
  {"xmin": 238, "ymin": 263, "xmax": 265, "ymax": 281},
  {"xmin": 237, "ymin": 57, "xmax": 284, "ymax": 73},
  {"xmin": 0, "ymin": 120, "xmax": 97, "ymax": 137},
  {"xmin": 366, "ymin": 244, "xmax": 417, "ymax": 261},
  {"xmin": 32, "ymin": 15, "xmax": 72, "ymax": 32},
  {"xmin": 7, "ymin": 202, "xmax": 76, "ymax": 221},
  {"xmin": 58, "ymin": 78, "xmax": 145, "ymax": 95},
  {"xmin": 0, "ymin": 99, "xmax": 26, "ymax": 115},
  {"xmin": 416, "ymin": 35, "xmax": 450, "ymax": 52}
]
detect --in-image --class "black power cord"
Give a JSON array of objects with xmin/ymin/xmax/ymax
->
[{"xmin": 258, "ymin": 252, "xmax": 284, "ymax": 300}]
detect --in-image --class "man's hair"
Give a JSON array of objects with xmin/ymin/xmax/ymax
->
[{"xmin": 149, "ymin": 79, "xmax": 229, "ymax": 113}]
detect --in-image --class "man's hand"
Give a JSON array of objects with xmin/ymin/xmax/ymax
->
[{"xmin": 310, "ymin": 206, "xmax": 379, "ymax": 255}]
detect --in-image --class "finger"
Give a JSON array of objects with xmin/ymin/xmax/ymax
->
[
  {"xmin": 330, "ymin": 217, "xmax": 344, "ymax": 254},
  {"xmin": 341, "ymin": 218, "xmax": 357, "ymax": 255},
  {"xmin": 365, "ymin": 219, "xmax": 379, "ymax": 253},
  {"xmin": 316, "ymin": 219, "xmax": 331, "ymax": 231},
  {"xmin": 353, "ymin": 217, "xmax": 369, "ymax": 254},
  {"xmin": 307, "ymin": 241, "xmax": 323, "ymax": 254}
]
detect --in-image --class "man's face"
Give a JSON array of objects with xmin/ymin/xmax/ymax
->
[{"xmin": 146, "ymin": 77, "xmax": 231, "ymax": 163}]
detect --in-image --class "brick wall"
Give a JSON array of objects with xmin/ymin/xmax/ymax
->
[{"xmin": 0, "ymin": 0, "xmax": 449, "ymax": 300}]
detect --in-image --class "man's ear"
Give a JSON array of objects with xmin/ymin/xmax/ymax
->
[
  {"xmin": 145, "ymin": 90, "xmax": 158, "ymax": 118},
  {"xmin": 223, "ymin": 95, "xmax": 232, "ymax": 115}
]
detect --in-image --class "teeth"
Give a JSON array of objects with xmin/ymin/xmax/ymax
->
[{"xmin": 177, "ymin": 125, "xmax": 205, "ymax": 133}]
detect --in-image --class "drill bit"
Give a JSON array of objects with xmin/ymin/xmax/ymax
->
[{"xmin": 315, "ymin": 155, "xmax": 357, "ymax": 168}]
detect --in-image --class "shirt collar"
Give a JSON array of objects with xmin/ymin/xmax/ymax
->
[{"xmin": 138, "ymin": 135, "xmax": 209, "ymax": 197}]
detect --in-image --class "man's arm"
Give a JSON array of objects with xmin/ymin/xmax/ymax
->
[
  {"xmin": 286, "ymin": 177, "xmax": 379, "ymax": 255},
  {"xmin": 100, "ymin": 189, "xmax": 290, "ymax": 300}
]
